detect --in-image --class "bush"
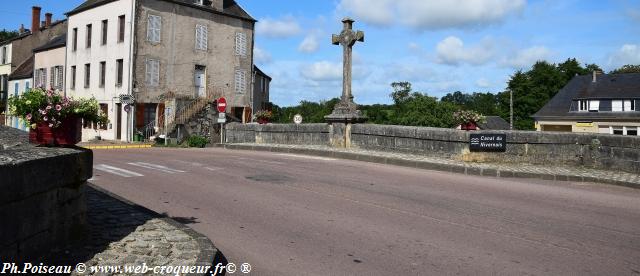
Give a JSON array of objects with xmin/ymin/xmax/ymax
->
[{"xmin": 187, "ymin": 135, "xmax": 208, "ymax": 148}]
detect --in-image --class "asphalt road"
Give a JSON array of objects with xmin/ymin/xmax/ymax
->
[{"xmin": 91, "ymin": 147, "xmax": 640, "ymax": 276}]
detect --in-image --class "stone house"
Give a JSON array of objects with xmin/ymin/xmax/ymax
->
[
  {"xmin": 1, "ymin": 6, "xmax": 66, "ymax": 117},
  {"xmin": 252, "ymin": 65, "xmax": 271, "ymax": 113},
  {"xmin": 6, "ymin": 56, "xmax": 33, "ymax": 131},
  {"xmin": 533, "ymin": 72, "xmax": 640, "ymax": 135},
  {"xmin": 66, "ymin": 0, "xmax": 259, "ymax": 142}
]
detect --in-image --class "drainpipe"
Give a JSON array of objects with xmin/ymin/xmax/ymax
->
[{"xmin": 127, "ymin": 0, "xmax": 137, "ymax": 142}]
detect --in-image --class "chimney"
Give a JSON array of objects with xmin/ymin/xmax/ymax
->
[
  {"xmin": 592, "ymin": 71, "xmax": 597, "ymax": 83},
  {"xmin": 45, "ymin": 13, "xmax": 52, "ymax": 28},
  {"xmin": 211, "ymin": 0, "xmax": 223, "ymax": 10},
  {"xmin": 31, "ymin": 6, "xmax": 41, "ymax": 34}
]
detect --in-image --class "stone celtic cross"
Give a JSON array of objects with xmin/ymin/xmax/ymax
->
[
  {"xmin": 325, "ymin": 18, "xmax": 366, "ymax": 124},
  {"xmin": 332, "ymin": 18, "xmax": 364, "ymax": 104}
]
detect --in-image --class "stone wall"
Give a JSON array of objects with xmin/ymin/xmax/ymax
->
[
  {"xmin": 225, "ymin": 123, "xmax": 640, "ymax": 174},
  {"xmin": 226, "ymin": 123, "xmax": 330, "ymax": 145},
  {"xmin": 0, "ymin": 126, "xmax": 92, "ymax": 261}
]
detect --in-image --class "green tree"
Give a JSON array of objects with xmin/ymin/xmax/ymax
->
[
  {"xmin": 0, "ymin": 29, "xmax": 19, "ymax": 42},
  {"xmin": 610, "ymin": 64, "xmax": 640, "ymax": 74},
  {"xmin": 390, "ymin": 81, "xmax": 412, "ymax": 104}
]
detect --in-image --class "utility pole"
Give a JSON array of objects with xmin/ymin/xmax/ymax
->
[{"xmin": 509, "ymin": 89, "xmax": 514, "ymax": 130}]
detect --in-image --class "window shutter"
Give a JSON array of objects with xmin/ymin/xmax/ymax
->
[
  {"xmin": 235, "ymin": 70, "xmax": 246, "ymax": 94},
  {"xmin": 153, "ymin": 60, "xmax": 159, "ymax": 86},
  {"xmin": 147, "ymin": 15, "xmax": 161, "ymax": 43},
  {"xmin": 201, "ymin": 25, "xmax": 207, "ymax": 50},
  {"xmin": 34, "ymin": 70, "xmax": 40, "ymax": 87},
  {"xmin": 43, "ymin": 69, "xmax": 48, "ymax": 89},
  {"xmin": 235, "ymin": 33, "xmax": 246, "ymax": 56},
  {"xmin": 155, "ymin": 16, "xmax": 161, "ymax": 42},
  {"xmin": 57, "ymin": 66, "xmax": 64, "ymax": 90},
  {"xmin": 195, "ymin": 25, "xmax": 202, "ymax": 50},
  {"xmin": 145, "ymin": 59, "xmax": 152, "ymax": 85}
]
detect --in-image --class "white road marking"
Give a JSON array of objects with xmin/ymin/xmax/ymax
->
[
  {"xmin": 127, "ymin": 162, "xmax": 186, "ymax": 173},
  {"xmin": 236, "ymin": 157, "xmax": 285, "ymax": 165},
  {"xmin": 277, "ymin": 154, "xmax": 337, "ymax": 161},
  {"xmin": 173, "ymin": 160, "xmax": 204, "ymax": 167},
  {"xmin": 95, "ymin": 164, "xmax": 144, "ymax": 178}
]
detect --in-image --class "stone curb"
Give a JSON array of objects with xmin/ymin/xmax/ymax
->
[
  {"xmin": 221, "ymin": 144, "xmax": 640, "ymax": 190},
  {"xmin": 87, "ymin": 184, "xmax": 222, "ymax": 275},
  {"xmin": 82, "ymin": 144, "xmax": 153, "ymax": 150}
]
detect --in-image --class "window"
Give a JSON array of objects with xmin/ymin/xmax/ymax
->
[
  {"xmin": 51, "ymin": 66, "xmax": 63, "ymax": 90},
  {"xmin": 101, "ymin": 20, "xmax": 108, "ymax": 45},
  {"xmin": 99, "ymin": 61, "xmax": 106, "ymax": 87},
  {"xmin": 86, "ymin": 24, "xmax": 92, "ymax": 48},
  {"xmin": 613, "ymin": 127, "xmax": 623, "ymax": 135},
  {"xmin": 612, "ymin": 100, "xmax": 623, "ymax": 112},
  {"xmin": 235, "ymin": 69, "xmax": 246, "ymax": 94},
  {"xmin": 235, "ymin": 32, "xmax": 247, "ymax": 56},
  {"xmin": 116, "ymin": 59, "xmax": 123, "ymax": 87},
  {"xmin": 589, "ymin": 100, "xmax": 599, "ymax": 111},
  {"xmin": 624, "ymin": 100, "xmax": 634, "ymax": 111},
  {"xmin": 25, "ymin": 81, "xmax": 30, "ymax": 91},
  {"xmin": 14, "ymin": 82, "xmax": 18, "ymax": 95},
  {"xmin": 147, "ymin": 15, "xmax": 161, "ymax": 43},
  {"xmin": 2, "ymin": 47, "xmax": 6, "ymax": 64},
  {"xmin": 628, "ymin": 127, "xmax": 638, "ymax": 136},
  {"xmin": 579, "ymin": 100, "xmax": 588, "ymax": 111},
  {"xmin": 70, "ymin": 66, "xmax": 76, "ymax": 89},
  {"xmin": 84, "ymin": 63, "xmax": 91, "ymax": 88},
  {"xmin": 195, "ymin": 24, "xmax": 207, "ymax": 50},
  {"xmin": 145, "ymin": 59, "xmax": 159, "ymax": 86},
  {"xmin": 118, "ymin": 15, "xmax": 125, "ymax": 43},
  {"xmin": 72, "ymin": 28, "xmax": 78, "ymax": 51},
  {"xmin": 34, "ymin": 68, "xmax": 47, "ymax": 88}
]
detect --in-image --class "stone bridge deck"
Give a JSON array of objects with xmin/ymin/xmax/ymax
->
[{"xmin": 223, "ymin": 143, "xmax": 640, "ymax": 189}]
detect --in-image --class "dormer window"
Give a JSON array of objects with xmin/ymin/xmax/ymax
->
[{"xmin": 579, "ymin": 100, "xmax": 588, "ymax": 111}]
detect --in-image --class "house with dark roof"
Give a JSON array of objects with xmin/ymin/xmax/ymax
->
[
  {"xmin": 533, "ymin": 72, "xmax": 640, "ymax": 135},
  {"xmin": 65, "ymin": 0, "xmax": 265, "ymax": 141},
  {"xmin": 252, "ymin": 65, "xmax": 271, "ymax": 113},
  {"xmin": 33, "ymin": 34, "xmax": 66, "ymax": 92}
]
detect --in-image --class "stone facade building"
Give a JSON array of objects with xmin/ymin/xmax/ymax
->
[{"xmin": 66, "ymin": 0, "xmax": 258, "ymax": 141}]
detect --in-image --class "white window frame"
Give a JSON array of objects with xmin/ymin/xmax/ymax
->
[
  {"xmin": 612, "ymin": 100, "xmax": 623, "ymax": 112},
  {"xmin": 578, "ymin": 100, "xmax": 588, "ymax": 111},
  {"xmin": 588, "ymin": 100, "xmax": 599, "ymax": 111},
  {"xmin": 147, "ymin": 14, "xmax": 161, "ymax": 43},
  {"xmin": 145, "ymin": 58, "xmax": 160, "ymax": 86},
  {"xmin": 235, "ymin": 32, "xmax": 247, "ymax": 56},
  {"xmin": 195, "ymin": 24, "xmax": 208, "ymax": 50},
  {"xmin": 235, "ymin": 69, "xmax": 246, "ymax": 94},
  {"xmin": 624, "ymin": 100, "xmax": 633, "ymax": 112}
]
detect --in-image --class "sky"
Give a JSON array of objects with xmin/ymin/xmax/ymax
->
[{"xmin": 1, "ymin": 0, "xmax": 639, "ymax": 106}]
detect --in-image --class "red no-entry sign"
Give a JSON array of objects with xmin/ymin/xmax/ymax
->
[{"xmin": 217, "ymin": 97, "xmax": 227, "ymax": 113}]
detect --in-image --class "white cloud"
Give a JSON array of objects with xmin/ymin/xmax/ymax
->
[
  {"xmin": 337, "ymin": 0, "xmax": 526, "ymax": 30},
  {"xmin": 298, "ymin": 34, "xmax": 319, "ymax": 53},
  {"xmin": 300, "ymin": 61, "xmax": 343, "ymax": 82},
  {"xmin": 436, "ymin": 36, "xmax": 494, "ymax": 66},
  {"xmin": 476, "ymin": 78, "xmax": 491, "ymax": 88},
  {"xmin": 254, "ymin": 47, "xmax": 272, "ymax": 64},
  {"xmin": 256, "ymin": 16, "xmax": 302, "ymax": 38},
  {"xmin": 501, "ymin": 46, "xmax": 552, "ymax": 69},
  {"xmin": 607, "ymin": 44, "xmax": 640, "ymax": 69}
]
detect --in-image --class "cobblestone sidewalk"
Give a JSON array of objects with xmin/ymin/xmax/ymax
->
[
  {"xmin": 43, "ymin": 185, "xmax": 219, "ymax": 276},
  {"xmin": 224, "ymin": 143, "xmax": 640, "ymax": 189}
]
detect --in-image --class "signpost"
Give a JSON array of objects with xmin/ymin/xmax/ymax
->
[
  {"xmin": 469, "ymin": 134, "xmax": 507, "ymax": 152},
  {"xmin": 217, "ymin": 97, "xmax": 227, "ymax": 144},
  {"xmin": 294, "ymin": 114, "xmax": 303, "ymax": 124}
]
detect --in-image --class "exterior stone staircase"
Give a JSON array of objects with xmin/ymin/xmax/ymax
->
[{"xmin": 143, "ymin": 88, "xmax": 223, "ymax": 141}]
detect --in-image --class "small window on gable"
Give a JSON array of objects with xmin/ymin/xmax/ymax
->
[
  {"xmin": 579, "ymin": 100, "xmax": 588, "ymax": 111},
  {"xmin": 612, "ymin": 100, "xmax": 623, "ymax": 112},
  {"xmin": 589, "ymin": 100, "xmax": 599, "ymax": 112}
]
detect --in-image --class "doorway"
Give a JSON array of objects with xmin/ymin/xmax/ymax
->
[
  {"xmin": 195, "ymin": 65, "xmax": 206, "ymax": 98},
  {"xmin": 116, "ymin": 103, "xmax": 122, "ymax": 140}
]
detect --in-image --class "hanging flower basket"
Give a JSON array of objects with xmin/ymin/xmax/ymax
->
[{"xmin": 29, "ymin": 117, "xmax": 82, "ymax": 146}]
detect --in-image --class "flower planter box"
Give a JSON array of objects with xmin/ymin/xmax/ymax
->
[
  {"xmin": 460, "ymin": 122, "xmax": 478, "ymax": 131},
  {"xmin": 257, "ymin": 118, "xmax": 269, "ymax": 124},
  {"xmin": 29, "ymin": 117, "xmax": 82, "ymax": 146}
]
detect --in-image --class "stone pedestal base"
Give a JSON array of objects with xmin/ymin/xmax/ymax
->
[{"xmin": 325, "ymin": 102, "xmax": 366, "ymax": 148}]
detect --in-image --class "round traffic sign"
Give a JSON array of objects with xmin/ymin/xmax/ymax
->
[
  {"xmin": 217, "ymin": 97, "xmax": 227, "ymax": 113},
  {"xmin": 293, "ymin": 114, "xmax": 303, "ymax": 124}
]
